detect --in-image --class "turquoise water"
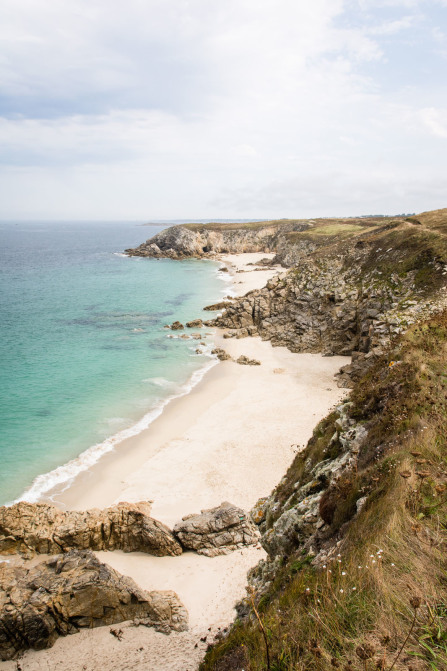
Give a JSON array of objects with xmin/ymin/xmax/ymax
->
[{"xmin": 0, "ymin": 221, "xmax": 227, "ymax": 505}]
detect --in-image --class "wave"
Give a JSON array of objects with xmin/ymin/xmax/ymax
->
[
  {"xmin": 13, "ymin": 357, "xmax": 218, "ymax": 505},
  {"xmin": 143, "ymin": 376, "xmax": 175, "ymax": 387}
]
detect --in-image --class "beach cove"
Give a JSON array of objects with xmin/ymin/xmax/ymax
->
[{"xmin": 1, "ymin": 252, "xmax": 348, "ymax": 671}]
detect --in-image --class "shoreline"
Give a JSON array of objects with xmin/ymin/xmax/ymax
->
[
  {"xmin": 37, "ymin": 252, "xmax": 283, "ymax": 514},
  {"xmin": 1, "ymin": 253, "xmax": 350, "ymax": 671}
]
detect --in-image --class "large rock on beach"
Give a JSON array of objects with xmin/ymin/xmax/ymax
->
[
  {"xmin": 0, "ymin": 549, "xmax": 188, "ymax": 660},
  {"xmin": 0, "ymin": 501, "xmax": 182, "ymax": 558},
  {"xmin": 173, "ymin": 502, "xmax": 259, "ymax": 557},
  {"xmin": 211, "ymin": 347, "xmax": 232, "ymax": 361},
  {"xmin": 236, "ymin": 355, "xmax": 261, "ymax": 366}
]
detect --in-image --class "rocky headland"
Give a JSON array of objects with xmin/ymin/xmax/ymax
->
[{"xmin": 125, "ymin": 219, "xmax": 312, "ymax": 259}]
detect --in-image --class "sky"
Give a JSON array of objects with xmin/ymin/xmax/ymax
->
[{"xmin": 0, "ymin": 0, "xmax": 447, "ymax": 220}]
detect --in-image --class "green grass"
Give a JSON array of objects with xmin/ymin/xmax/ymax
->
[
  {"xmin": 301, "ymin": 223, "xmax": 378, "ymax": 237},
  {"xmin": 181, "ymin": 219, "xmax": 304, "ymax": 232}
]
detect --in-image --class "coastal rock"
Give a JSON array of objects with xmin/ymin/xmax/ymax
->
[
  {"xmin": 211, "ymin": 347, "xmax": 232, "ymax": 361},
  {"xmin": 186, "ymin": 319, "xmax": 203, "ymax": 328},
  {"xmin": 0, "ymin": 549, "xmax": 188, "ymax": 660},
  {"xmin": 170, "ymin": 321, "xmax": 184, "ymax": 330},
  {"xmin": 250, "ymin": 497, "xmax": 270, "ymax": 525},
  {"xmin": 203, "ymin": 301, "xmax": 232, "ymax": 312},
  {"xmin": 0, "ymin": 501, "xmax": 182, "ymax": 558},
  {"xmin": 125, "ymin": 221, "xmax": 311, "ymax": 260},
  {"xmin": 173, "ymin": 502, "xmax": 259, "ymax": 557},
  {"xmin": 236, "ymin": 355, "xmax": 261, "ymax": 366}
]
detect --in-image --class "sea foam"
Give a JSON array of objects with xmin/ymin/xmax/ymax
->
[{"xmin": 14, "ymin": 357, "xmax": 218, "ymax": 505}]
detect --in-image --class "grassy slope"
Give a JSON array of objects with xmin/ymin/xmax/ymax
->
[
  {"xmin": 180, "ymin": 216, "xmax": 397, "ymax": 234},
  {"xmin": 201, "ymin": 209, "xmax": 447, "ymax": 671}
]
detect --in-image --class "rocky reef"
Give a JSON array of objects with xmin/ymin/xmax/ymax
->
[{"xmin": 0, "ymin": 549, "xmax": 188, "ymax": 660}]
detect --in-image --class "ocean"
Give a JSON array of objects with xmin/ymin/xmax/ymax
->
[{"xmin": 0, "ymin": 220, "xmax": 230, "ymax": 506}]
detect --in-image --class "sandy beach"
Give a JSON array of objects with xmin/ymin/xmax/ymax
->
[{"xmin": 1, "ymin": 253, "xmax": 349, "ymax": 671}]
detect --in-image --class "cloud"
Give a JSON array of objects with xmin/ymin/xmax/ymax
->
[
  {"xmin": 419, "ymin": 107, "xmax": 447, "ymax": 138},
  {"xmin": 0, "ymin": 0, "xmax": 446, "ymax": 218}
]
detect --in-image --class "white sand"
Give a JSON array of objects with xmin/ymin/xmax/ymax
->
[
  {"xmin": 220, "ymin": 252, "xmax": 283, "ymax": 294},
  {"xmin": 1, "ymin": 254, "xmax": 349, "ymax": 671}
]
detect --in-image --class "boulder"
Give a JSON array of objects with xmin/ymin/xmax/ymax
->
[
  {"xmin": 211, "ymin": 347, "xmax": 232, "ymax": 361},
  {"xmin": 0, "ymin": 502, "xmax": 182, "ymax": 558},
  {"xmin": 0, "ymin": 549, "xmax": 188, "ymax": 660},
  {"xmin": 236, "ymin": 355, "xmax": 261, "ymax": 366},
  {"xmin": 186, "ymin": 319, "xmax": 203, "ymax": 328},
  {"xmin": 173, "ymin": 502, "xmax": 259, "ymax": 557},
  {"xmin": 170, "ymin": 321, "xmax": 184, "ymax": 330}
]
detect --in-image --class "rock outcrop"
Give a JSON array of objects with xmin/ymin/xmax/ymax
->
[
  {"xmin": 186, "ymin": 319, "xmax": 203, "ymax": 328},
  {"xmin": 243, "ymin": 401, "xmax": 371, "ymax": 602},
  {"xmin": 212, "ymin": 257, "xmax": 411, "ymax": 360},
  {"xmin": 0, "ymin": 502, "xmax": 182, "ymax": 558},
  {"xmin": 173, "ymin": 502, "xmax": 259, "ymax": 557},
  {"xmin": 0, "ymin": 549, "xmax": 188, "ymax": 660},
  {"xmin": 236, "ymin": 355, "xmax": 261, "ymax": 366},
  {"xmin": 211, "ymin": 347, "xmax": 232, "ymax": 361},
  {"xmin": 125, "ymin": 220, "xmax": 310, "ymax": 260},
  {"xmin": 211, "ymin": 221, "xmax": 447, "ymax": 385}
]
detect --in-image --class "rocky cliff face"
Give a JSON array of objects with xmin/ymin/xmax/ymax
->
[
  {"xmin": 202, "ymin": 308, "xmax": 447, "ymax": 670},
  {"xmin": 249, "ymin": 400, "xmax": 367, "ymax": 577},
  {"xmin": 213, "ymin": 219, "xmax": 447, "ymax": 385},
  {"xmin": 125, "ymin": 220, "xmax": 310, "ymax": 259},
  {"xmin": 0, "ymin": 550, "xmax": 188, "ymax": 660},
  {"xmin": 0, "ymin": 501, "xmax": 182, "ymax": 558}
]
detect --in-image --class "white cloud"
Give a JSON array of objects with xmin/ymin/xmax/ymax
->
[
  {"xmin": 0, "ymin": 0, "xmax": 446, "ymax": 218},
  {"xmin": 419, "ymin": 107, "xmax": 447, "ymax": 138}
]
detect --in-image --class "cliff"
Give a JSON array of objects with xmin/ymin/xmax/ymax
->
[
  {"xmin": 125, "ymin": 217, "xmax": 397, "ymax": 261},
  {"xmin": 212, "ymin": 212, "xmax": 447, "ymax": 386},
  {"xmin": 200, "ymin": 209, "xmax": 447, "ymax": 670}
]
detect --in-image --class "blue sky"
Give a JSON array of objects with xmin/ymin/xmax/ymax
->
[{"xmin": 0, "ymin": 0, "xmax": 446, "ymax": 219}]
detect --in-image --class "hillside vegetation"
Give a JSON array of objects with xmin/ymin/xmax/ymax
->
[
  {"xmin": 202, "ymin": 308, "xmax": 447, "ymax": 671},
  {"xmin": 199, "ymin": 209, "xmax": 447, "ymax": 671}
]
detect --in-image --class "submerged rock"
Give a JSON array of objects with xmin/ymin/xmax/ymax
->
[
  {"xmin": 0, "ymin": 501, "xmax": 182, "ymax": 558},
  {"xmin": 173, "ymin": 502, "xmax": 259, "ymax": 557},
  {"xmin": 0, "ymin": 549, "xmax": 188, "ymax": 660}
]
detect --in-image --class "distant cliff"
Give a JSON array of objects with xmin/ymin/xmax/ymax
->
[
  {"xmin": 126, "ymin": 219, "xmax": 310, "ymax": 260},
  {"xmin": 126, "ymin": 216, "xmax": 406, "ymax": 265}
]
